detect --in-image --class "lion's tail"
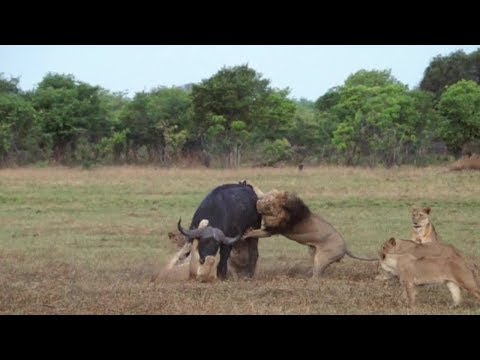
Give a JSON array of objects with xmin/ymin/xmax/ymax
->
[{"xmin": 345, "ymin": 249, "xmax": 379, "ymax": 262}]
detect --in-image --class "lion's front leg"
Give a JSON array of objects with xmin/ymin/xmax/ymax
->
[
  {"xmin": 243, "ymin": 228, "xmax": 272, "ymax": 239},
  {"xmin": 166, "ymin": 242, "xmax": 192, "ymax": 269}
]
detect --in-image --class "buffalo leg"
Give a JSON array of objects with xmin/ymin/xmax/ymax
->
[
  {"xmin": 246, "ymin": 237, "xmax": 259, "ymax": 278},
  {"xmin": 217, "ymin": 244, "xmax": 232, "ymax": 280}
]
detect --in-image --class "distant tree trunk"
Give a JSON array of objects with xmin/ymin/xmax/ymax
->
[
  {"xmin": 126, "ymin": 140, "xmax": 131, "ymax": 163},
  {"xmin": 53, "ymin": 141, "xmax": 67, "ymax": 164},
  {"xmin": 202, "ymin": 151, "xmax": 211, "ymax": 168},
  {"xmin": 236, "ymin": 146, "xmax": 241, "ymax": 168},
  {"xmin": 147, "ymin": 146, "xmax": 154, "ymax": 163},
  {"xmin": 131, "ymin": 144, "xmax": 138, "ymax": 163}
]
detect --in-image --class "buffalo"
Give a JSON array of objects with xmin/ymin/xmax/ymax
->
[{"xmin": 185, "ymin": 182, "xmax": 262, "ymax": 279}]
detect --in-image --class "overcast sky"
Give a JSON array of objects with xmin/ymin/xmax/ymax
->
[{"xmin": 1, "ymin": 45, "xmax": 479, "ymax": 101}]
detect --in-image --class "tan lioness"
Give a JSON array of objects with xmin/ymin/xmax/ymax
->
[
  {"xmin": 378, "ymin": 237, "xmax": 462, "ymax": 279},
  {"xmin": 167, "ymin": 227, "xmax": 249, "ymax": 279},
  {"xmin": 411, "ymin": 207, "xmax": 442, "ymax": 244},
  {"xmin": 379, "ymin": 237, "xmax": 480, "ymax": 307},
  {"xmin": 242, "ymin": 187, "xmax": 378, "ymax": 277},
  {"xmin": 152, "ymin": 220, "xmax": 219, "ymax": 282}
]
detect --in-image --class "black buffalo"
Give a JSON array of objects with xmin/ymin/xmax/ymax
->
[{"xmin": 186, "ymin": 182, "xmax": 262, "ymax": 280}]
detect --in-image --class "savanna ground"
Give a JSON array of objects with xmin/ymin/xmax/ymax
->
[{"xmin": 0, "ymin": 165, "xmax": 479, "ymax": 315}]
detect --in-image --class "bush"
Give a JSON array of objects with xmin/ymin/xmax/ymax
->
[{"xmin": 260, "ymin": 138, "xmax": 292, "ymax": 166}]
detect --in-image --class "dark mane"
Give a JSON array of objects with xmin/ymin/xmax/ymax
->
[{"xmin": 283, "ymin": 193, "xmax": 312, "ymax": 227}]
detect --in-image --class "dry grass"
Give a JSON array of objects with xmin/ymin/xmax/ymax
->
[{"xmin": 1, "ymin": 165, "xmax": 480, "ymax": 314}]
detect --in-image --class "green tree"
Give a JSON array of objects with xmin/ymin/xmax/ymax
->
[
  {"xmin": 329, "ymin": 70, "xmax": 432, "ymax": 166},
  {"xmin": 344, "ymin": 69, "xmax": 402, "ymax": 88},
  {"xmin": 437, "ymin": 80, "xmax": 480, "ymax": 156},
  {"xmin": 99, "ymin": 89, "xmax": 130, "ymax": 129},
  {"xmin": 315, "ymin": 87, "xmax": 341, "ymax": 112},
  {"xmin": 96, "ymin": 90, "xmax": 130, "ymax": 163},
  {"xmin": 0, "ymin": 93, "xmax": 42, "ymax": 165},
  {"xmin": 260, "ymin": 138, "xmax": 292, "ymax": 166},
  {"xmin": 120, "ymin": 87, "xmax": 192, "ymax": 164},
  {"xmin": 0, "ymin": 73, "xmax": 21, "ymax": 94},
  {"xmin": 192, "ymin": 64, "xmax": 295, "ymax": 167},
  {"xmin": 287, "ymin": 99, "xmax": 326, "ymax": 164},
  {"xmin": 420, "ymin": 49, "xmax": 480, "ymax": 99},
  {"xmin": 32, "ymin": 73, "xmax": 111, "ymax": 164}
]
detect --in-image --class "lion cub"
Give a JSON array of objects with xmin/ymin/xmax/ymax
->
[
  {"xmin": 379, "ymin": 237, "xmax": 480, "ymax": 307},
  {"xmin": 411, "ymin": 207, "xmax": 442, "ymax": 244}
]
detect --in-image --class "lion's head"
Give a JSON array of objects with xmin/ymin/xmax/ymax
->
[
  {"xmin": 257, "ymin": 190, "xmax": 311, "ymax": 232},
  {"xmin": 168, "ymin": 231, "xmax": 187, "ymax": 248},
  {"xmin": 257, "ymin": 189, "xmax": 287, "ymax": 214},
  {"xmin": 379, "ymin": 237, "xmax": 419, "ymax": 259},
  {"xmin": 379, "ymin": 237, "xmax": 398, "ymax": 259},
  {"xmin": 411, "ymin": 207, "xmax": 431, "ymax": 229}
]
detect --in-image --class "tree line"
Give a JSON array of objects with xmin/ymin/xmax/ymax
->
[{"xmin": 1, "ymin": 49, "xmax": 480, "ymax": 168}]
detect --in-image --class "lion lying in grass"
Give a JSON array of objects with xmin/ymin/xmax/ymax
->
[
  {"xmin": 243, "ymin": 185, "xmax": 378, "ymax": 277},
  {"xmin": 379, "ymin": 237, "xmax": 480, "ymax": 307},
  {"xmin": 411, "ymin": 207, "xmax": 443, "ymax": 244},
  {"xmin": 450, "ymin": 153, "xmax": 480, "ymax": 171}
]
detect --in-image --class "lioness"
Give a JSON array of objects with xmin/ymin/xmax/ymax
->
[
  {"xmin": 166, "ymin": 227, "xmax": 250, "ymax": 279},
  {"xmin": 378, "ymin": 237, "xmax": 463, "ymax": 280},
  {"xmin": 380, "ymin": 238, "xmax": 480, "ymax": 307},
  {"xmin": 242, "ymin": 187, "xmax": 378, "ymax": 277},
  {"xmin": 168, "ymin": 231, "xmax": 187, "ymax": 249},
  {"xmin": 152, "ymin": 219, "xmax": 219, "ymax": 283},
  {"xmin": 411, "ymin": 207, "xmax": 442, "ymax": 244}
]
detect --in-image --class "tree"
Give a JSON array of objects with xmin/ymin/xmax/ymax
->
[
  {"xmin": 32, "ymin": 73, "xmax": 111, "ymax": 164},
  {"xmin": 97, "ymin": 89, "xmax": 130, "ymax": 163},
  {"xmin": 0, "ymin": 73, "xmax": 21, "ymax": 94},
  {"xmin": 420, "ymin": 49, "xmax": 480, "ymax": 99},
  {"xmin": 344, "ymin": 69, "xmax": 402, "ymax": 88},
  {"xmin": 328, "ymin": 70, "xmax": 431, "ymax": 166},
  {"xmin": 260, "ymin": 138, "xmax": 292, "ymax": 166},
  {"xmin": 148, "ymin": 87, "xmax": 192, "ymax": 164},
  {"xmin": 0, "ymin": 93, "xmax": 42, "ymax": 165},
  {"xmin": 119, "ymin": 87, "xmax": 192, "ymax": 164},
  {"xmin": 287, "ymin": 99, "xmax": 326, "ymax": 164},
  {"xmin": 191, "ymin": 64, "xmax": 295, "ymax": 167},
  {"xmin": 315, "ymin": 87, "xmax": 341, "ymax": 112},
  {"xmin": 437, "ymin": 80, "xmax": 480, "ymax": 156}
]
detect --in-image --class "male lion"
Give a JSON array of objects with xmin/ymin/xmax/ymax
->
[
  {"xmin": 380, "ymin": 238, "xmax": 480, "ymax": 307},
  {"xmin": 411, "ymin": 207, "xmax": 442, "ymax": 244},
  {"xmin": 242, "ymin": 187, "xmax": 378, "ymax": 277}
]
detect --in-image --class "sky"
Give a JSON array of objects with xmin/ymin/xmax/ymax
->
[{"xmin": 1, "ymin": 45, "xmax": 479, "ymax": 101}]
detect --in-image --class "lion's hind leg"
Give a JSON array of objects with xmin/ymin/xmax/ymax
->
[
  {"xmin": 403, "ymin": 281, "xmax": 417, "ymax": 307},
  {"xmin": 446, "ymin": 281, "xmax": 462, "ymax": 307},
  {"xmin": 452, "ymin": 262, "xmax": 480, "ymax": 303},
  {"xmin": 312, "ymin": 247, "xmax": 344, "ymax": 278},
  {"xmin": 458, "ymin": 278, "xmax": 480, "ymax": 303}
]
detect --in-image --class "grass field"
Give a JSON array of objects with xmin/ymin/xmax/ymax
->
[{"xmin": 1, "ymin": 165, "xmax": 479, "ymax": 314}]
